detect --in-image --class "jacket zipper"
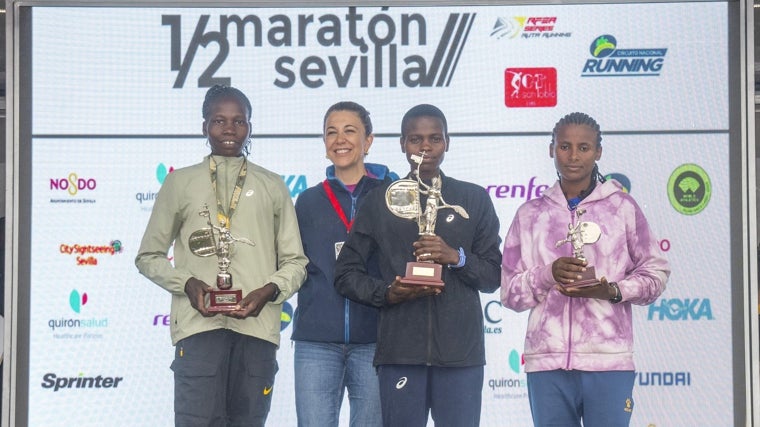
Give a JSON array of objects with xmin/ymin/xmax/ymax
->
[
  {"xmin": 565, "ymin": 208, "xmax": 576, "ymax": 370},
  {"xmin": 565, "ymin": 298, "xmax": 573, "ymax": 369},
  {"xmin": 344, "ymin": 190, "xmax": 360, "ymax": 344},
  {"xmin": 344, "ymin": 299, "xmax": 350, "ymax": 344}
]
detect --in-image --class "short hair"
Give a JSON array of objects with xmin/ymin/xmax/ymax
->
[
  {"xmin": 202, "ymin": 85, "xmax": 253, "ymax": 121},
  {"xmin": 323, "ymin": 101, "xmax": 373, "ymax": 136},
  {"xmin": 401, "ymin": 104, "xmax": 448, "ymax": 137},
  {"xmin": 551, "ymin": 112, "xmax": 602, "ymax": 146}
]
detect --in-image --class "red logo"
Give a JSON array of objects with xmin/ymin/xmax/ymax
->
[
  {"xmin": 524, "ymin": 17, "xmax": 556, "ymax": 33},
  {"xmin": 504, "ymin": 67, "xmax": 557, "ymax": 108}
]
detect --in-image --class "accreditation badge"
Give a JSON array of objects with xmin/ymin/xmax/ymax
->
[{"xmin": 334, "ymin": 241, "xmax": 345, "ymax": 259}]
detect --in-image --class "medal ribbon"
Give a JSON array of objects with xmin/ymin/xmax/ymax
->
[
  {"xmin": 209, "ymin": 155, "xmax": 247, "ymax": 229},
  {"xmin": 322, "ymin": 180, "xmax": 354, "ymax": 233}
]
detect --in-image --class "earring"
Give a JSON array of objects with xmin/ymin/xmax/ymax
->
[{"xmin": 364, "ymin": 151, "xmax": 369, "ymax": 156}]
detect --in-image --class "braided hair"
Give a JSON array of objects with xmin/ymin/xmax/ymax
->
[
  {"xmin": 551, "ymin": 112, "xmax": 602, "ymax": 147},
  {"xmin": 551, "ymin": 113, "xmax": 606, "ymax": 206},
  {"xmin": 202, "ymin": 85, "xmax": 252, "ymax": 121},
  {"xmin": 552, "ymin": 112, "xmax": 606, "ymax": 184},
  {"xmin": 202, "ymin": 85, "xmax": 253, "ymax": 155}
]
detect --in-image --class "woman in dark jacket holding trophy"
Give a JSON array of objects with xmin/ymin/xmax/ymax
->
[{"xmin": 334, "ymin": 104, "xmax": 502, "ymax": 427}]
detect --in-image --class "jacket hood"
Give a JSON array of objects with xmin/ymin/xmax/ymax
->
[{"xmin": 543, "ymin": 178, "xmax": 625, "ymax": 208}]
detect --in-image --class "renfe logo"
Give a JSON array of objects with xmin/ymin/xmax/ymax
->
[
  {"xmin": 485, "ymin": 177, "xmax": 549, "ymax": 201},
  {"xmin": 505, "ymin": 67, "xmax": 557, "ymax": 108},
  {"xmin": 153, "ymin": 314, "xmax": 170, "ymax": 326}
]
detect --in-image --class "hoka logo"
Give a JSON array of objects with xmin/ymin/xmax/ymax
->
[{"xmin": 647, "ymin": 298, "xmax": 713, "ymax": 320}]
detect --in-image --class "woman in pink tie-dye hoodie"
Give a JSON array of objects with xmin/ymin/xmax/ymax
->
[{"xmin": 500, "ymin": 112, "xmax": 670, "ymax": 427}]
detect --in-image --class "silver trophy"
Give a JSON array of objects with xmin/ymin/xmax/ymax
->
[
  {"xmin": 384, "ymin": 153, "xmax": 469, "ymax": 286},
  {"xmin": 188, "ymin": 204, "xmax": 255, "ymax": 311},
  {"xmin": 555, "ymin": 208, "xmax": 602, "ymax": 288}
]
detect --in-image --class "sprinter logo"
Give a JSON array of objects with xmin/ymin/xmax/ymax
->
[
  {"xmin": 41, "ymin": 373, "xmax": 124, "ymax": 392},
  {"xmin": 163, "ymin": 8, "xmax": 475, "ymax": 89}
]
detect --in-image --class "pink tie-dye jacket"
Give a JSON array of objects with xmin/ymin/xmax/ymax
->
[{"xmin": 500, "ymin": 179, "xmax": 669, "ymax": 373}]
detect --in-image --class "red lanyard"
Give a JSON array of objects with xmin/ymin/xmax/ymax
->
[{"xmin": 322, "ymin": 180, "xmax": 354, "ymax": 232}]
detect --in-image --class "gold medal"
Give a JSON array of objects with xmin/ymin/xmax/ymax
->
[{"xmin": 217, "ymin": 212, "xmax": 229, "ymax": 229}]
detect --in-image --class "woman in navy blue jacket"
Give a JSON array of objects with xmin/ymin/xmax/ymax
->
[{"xmin": 292, "ymin": 101, "xmax": 396, "ymax": 427}]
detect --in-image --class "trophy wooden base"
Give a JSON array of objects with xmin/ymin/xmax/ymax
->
[
  {"xmin": 563, "ymin": 266, "xmax": 600, "ymax": 288},
  {"xmin": 400, "ymin": 261, "xmax": 444, "ymax": 287},
  {"xmin": 208, "ymin": 288, "xmax": 242, "ymax": 312}
]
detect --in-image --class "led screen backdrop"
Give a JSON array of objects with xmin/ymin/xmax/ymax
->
[{"xmin": 8, "ymin": 1, "xmax": 745, "ymax": 426}]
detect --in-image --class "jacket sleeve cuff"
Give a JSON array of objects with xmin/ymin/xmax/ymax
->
[{"xmin": 539, "ymin": 265, "xmax": 557, "ymax": 290}]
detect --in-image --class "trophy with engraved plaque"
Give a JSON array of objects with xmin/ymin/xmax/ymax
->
[
  {"xmin": 188, "ymin": 204, "xmax": 255, "ymax": 312},
  {"xmin": 385, "ymin": 153, "xmax": 469, "ymax": 287},
  {"xmin": 555, "ymin": 208, "xmax": 602, "ymax": 288}
]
